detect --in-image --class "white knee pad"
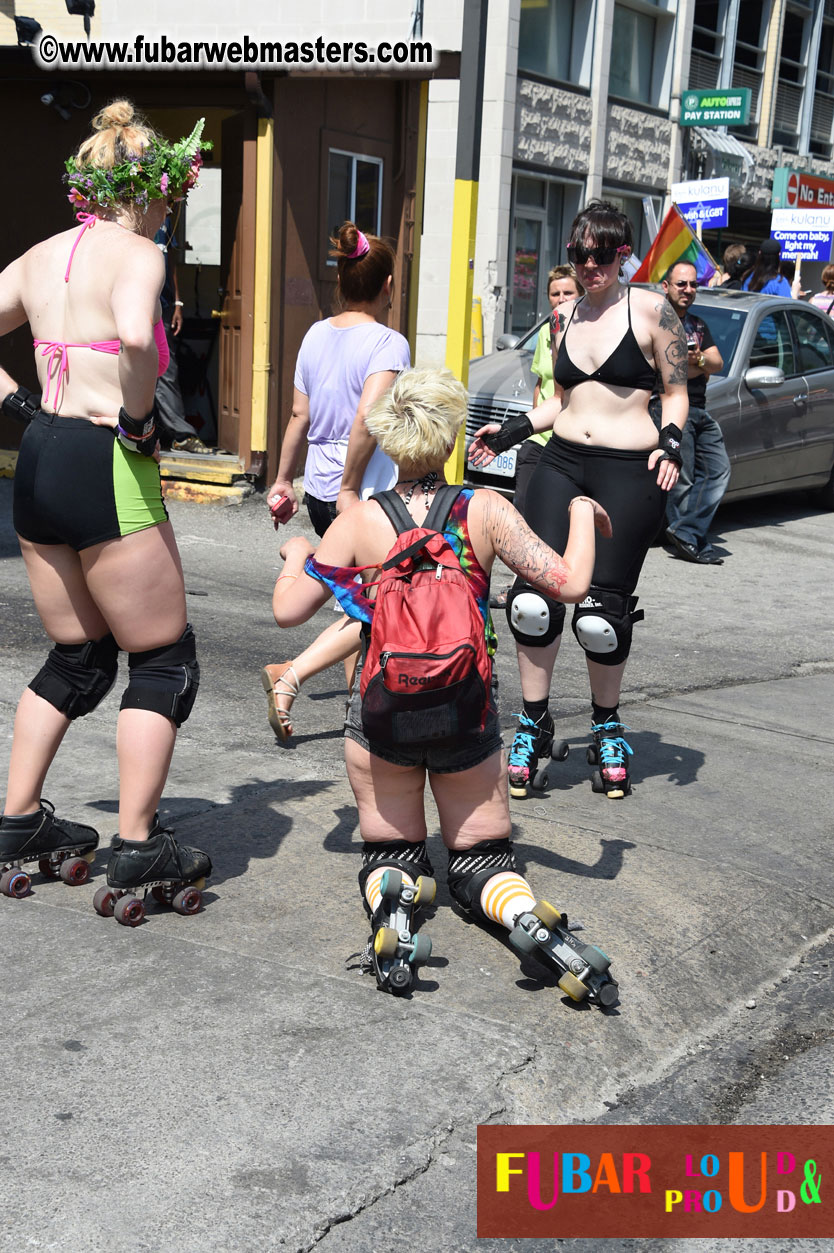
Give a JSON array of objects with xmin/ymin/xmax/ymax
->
[{"xmin": 506, "ymin": 586, "xmax": 565, "ymax": 647}]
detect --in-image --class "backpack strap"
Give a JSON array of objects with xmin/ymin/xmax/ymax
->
[
  {"xmin": 371, "ymin": 489, "xmax": 417, "ymax": 536},
  {"xmin": 424, "ymin": 484, "xmax": 463, "ymax": 532}
]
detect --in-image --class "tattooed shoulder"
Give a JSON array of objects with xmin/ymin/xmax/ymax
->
[{"xmin": 655, "ymin": 298, "xmax": 680, "ymax": 333}]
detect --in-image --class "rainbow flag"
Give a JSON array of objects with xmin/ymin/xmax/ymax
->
[{"xmin": 631, "ymin": 204, "xmax": 717, "ymax": 285}]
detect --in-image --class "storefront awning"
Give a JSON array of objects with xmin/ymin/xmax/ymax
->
[{"xmin": 692, "ymin": 127, "xmax": 754, "ymax": 187}]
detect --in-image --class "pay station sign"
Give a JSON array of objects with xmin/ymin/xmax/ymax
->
[
  {"xmin": 671, "ymin": 177, "xmax": 729, "ymax": 229},
  {"xmin": 770, "ymin": 208, "xmax": 834, "ymax": 261}
]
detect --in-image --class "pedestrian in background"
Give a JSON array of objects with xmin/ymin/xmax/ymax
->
[
  {"xmin": 808, "ymin": 264, "xmax": 834, "ymax": 318},
  {"xmin": 655, "ymin": 261, "xmax": 729, "ymax": 566}
]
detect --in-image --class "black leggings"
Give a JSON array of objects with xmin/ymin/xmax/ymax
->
[{"xmin": 523, "ymin": 432, "xmax": 666, "ymax": 598}]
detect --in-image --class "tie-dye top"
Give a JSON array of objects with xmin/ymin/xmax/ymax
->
[{"xmin": 304, "ymin": 487, "xmax": 497, "ymax": 654}]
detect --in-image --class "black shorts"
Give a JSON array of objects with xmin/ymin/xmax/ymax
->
[
  {"xmin": 524, "ymin": 432, "xmax": 665, "ymax": 596},
  {"xmin": 14, "ymin": 412, "xmax": 168, "ymax": 552}
]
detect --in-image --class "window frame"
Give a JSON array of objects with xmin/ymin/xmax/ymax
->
[{"xmin": 319, "ymin": 130, "xmax": 389, "ymax": 281}]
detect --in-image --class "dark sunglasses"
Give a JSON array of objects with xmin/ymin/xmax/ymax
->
[
  {"xmin": 671, "ymin": 279, "xmax": 698, "ymax": 289},
  {"xmin": 566, "ymin": 243, "xmax": 620, "ymax": 266}
]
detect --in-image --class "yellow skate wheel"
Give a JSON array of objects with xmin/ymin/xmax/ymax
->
[
  {"xmin": 558, "ymin": 971, "xmax": 588, "ymax": 1002},
  {"xmin": 533, "ymin": 901, "xmax": 564, "ymax": 931},
  {"xmin": 414, "ymin": 876, "xmax": 436, "ymax": 907},
  {"xmin": 373, "ymin": 927, "xmax": 399, "ymax": 957}
]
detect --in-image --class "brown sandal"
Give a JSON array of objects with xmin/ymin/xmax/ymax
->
[{"xmin": 260, "ymin": 662, "xmax": 300, "ymax": 741}]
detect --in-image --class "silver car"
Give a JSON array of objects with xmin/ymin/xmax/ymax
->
[{"xmin": 464, "ymin": 287, "xmax": 834, "ymax": 508}]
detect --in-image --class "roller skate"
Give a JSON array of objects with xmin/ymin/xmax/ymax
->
[
  {"xmin": 588, "ymin": 719, "xmax": 633, "ymax": 799},
  {"xmin": 94, "ymin": 818, "xmax": 212, "ymax": 928},
  {"xmin": 508, "ymin": 899, "xmax": 619, "ymax": 1008},
  {"xmin": 360, "ymin": 868, "xmax": 436, "ymax": 995},
  {"xmin": 507, "ymin": 711, "xmax": 569, "ymax": 799},
  {"xmin": 0, "ymin": 799, "xmax": 98, "ymax": 898}
]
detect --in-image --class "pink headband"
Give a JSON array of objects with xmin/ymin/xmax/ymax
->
[{"xmin": 347, "ymin": 231, "xmax": 370, "ymax": 260}]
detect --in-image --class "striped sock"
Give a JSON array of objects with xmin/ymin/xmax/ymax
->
[
  {"xmin": 479, "ymin": 871, "xmax": 537, "ymax": 931},
  {"xmin": 363, "ymin": 865, "xmax": 415, "ymax": 915}
]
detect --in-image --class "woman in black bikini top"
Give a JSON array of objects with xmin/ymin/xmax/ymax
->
[{"xmin": 469, "ymin": 200, "xmax": 689, "ymax": 803}]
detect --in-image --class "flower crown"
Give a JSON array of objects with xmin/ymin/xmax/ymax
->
[{"xmin": 63, "ymin": 118, "xmax": 212, "ymax": 214}]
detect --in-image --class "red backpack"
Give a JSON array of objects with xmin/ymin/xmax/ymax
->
[{"xmin": 360, "ymin": 485, "xmax": 492, "ymax": 747}]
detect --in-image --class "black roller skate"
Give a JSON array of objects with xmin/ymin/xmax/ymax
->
[
  {"xmin": 508, "ymin": 900, "xmax": 619, "ymax": 1008},
  {"xmin": 507, "ymin": 711, "xmax": 569, "ymax": 799},
  {"xmin": 0, "ymin": 799, "xmax": 99, "ymax": 898},
  {"xmin": 94, "ymin": 818, "xmax": 212, "ymax": 928},
  {"xmin": 361, "ymin": 868, "xmax": 436, "ymax": 995},
  {"xmin": 588, "ymin": 719, "xmax": 633, "ymax": 799}
]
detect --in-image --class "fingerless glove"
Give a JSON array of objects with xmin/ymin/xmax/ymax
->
[
  {"xmin": 2, "ymin": 387, "xmax": 41, "ymax": 423},
  {"xmin": 117, "ymin": 406, "xmax": 157, "ymax": 457},
  {"xmin": 657, "ymin": 423, "xmax": 683, "ymax": 468},
  {"xmin": 481, "ymin": 411, "xmax": 534, "ymax": 455}
]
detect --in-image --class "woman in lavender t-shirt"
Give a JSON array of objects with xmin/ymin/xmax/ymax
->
[{"xmin": 262, "ymin": 222, "xmax": 410, "ymax": 739}]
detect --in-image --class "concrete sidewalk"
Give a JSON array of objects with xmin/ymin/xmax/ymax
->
[{"xmin": 1, "ymin": 482, "xmax": 833, "ymax": 1251}]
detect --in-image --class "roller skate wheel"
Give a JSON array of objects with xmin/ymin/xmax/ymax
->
[
  {"xmin": 113, "ymin": 894, "xmax": 144, "ymax": 927},
  {"xmin": 508, "ymin": 782, "xmax": 529, "ymax": 800},
  {"xmin": 587, "ymin": 744, "xmax": 599, "ymax": 766},
  {"xmin": 388, "ymin": 965, "xmax": 411, "ymax": 992},
  {"xmin": 508, "ymin": 923, "xmax": 538, "ymax": 956},
  {"xmin": 1, "ymin": 867, "xmax": 31, "ymax": 898},
  {"xmin": 380, "ymin": 869, "xmax": 403, "ymax": 902},
  {"xmin": 558, "ymin": 971, "xmax": 589, "ymax": 1002},
  {"xmin": 413, "ymin": 875, "xmax": 436, "ymax": 907},
  {"xmin": 38, "ymin": 857, "xmax": 60, "ymax": 879},
  {"xmin": 598, "ymin": 980, "xmax": 620, "ymax": 1008},
  {"xmin": 532, "ymin": 767, "xmax": 549, "ymax": 790},
  {"xmin": 409, "ymin": 932, "xmax": 432, "ymax": 965},
  {"xmin": 533, "ymin": 900, "xmax": 564, "ymax": 931},
  {"xmin": 591, "ymin": 770, "xmax": 606, "ymax": 794},
  {"xmin": 582, "ymin": 945, "xmax": 611, "ymax": 974},
  {"xmin": 59, "ymin": 857, "xmax": 90, "ymax": 886},
  {"xmin": 373, "ymin": 926, "xmax": 399, "ymax": 958},
  {"xmin": 172, "ymin": 886, "xmax": 203, "ymax": 916},
  {"xmin": 605, "ymin": 786, "xmax": 626, "ymax": 800},
  {"xmin": 93, "ymin": 886, "xmax": 117, "ymax": 917},
  {"xmin": 551, "ymin": 739, "xmax": 570, "ymax": 762}
]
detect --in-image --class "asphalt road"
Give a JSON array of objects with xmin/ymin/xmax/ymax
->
[{"xmin": 1, "ymin": 477, "xmax": 832, "ymax": 1251}]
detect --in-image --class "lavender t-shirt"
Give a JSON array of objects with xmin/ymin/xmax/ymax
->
[{"xmin": 294, "ymin": 319, "xmax": 411, "ymax": 501}]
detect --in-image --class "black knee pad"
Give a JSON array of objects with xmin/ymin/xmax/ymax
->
[
  {"xmin": 358, "ymin": 840, "xmax": 434, "ymax": 917},
  {"xmin": 506, "ymin": 581, "xmax": 565, "ymax": 647},
  {"xmin": 120, "ymin": 624, "xmax": 199, "ymax": 727},
  {"xmin": 447, "ymin": 838, "xmax": 517, "ymax": 922},
  {"xmin": 571, "ymin": 589, "xmax": 644, "ymax": 666},
  {"xmin": 29, "ymin": 632, "xmax": 118, "ymax": 719}
]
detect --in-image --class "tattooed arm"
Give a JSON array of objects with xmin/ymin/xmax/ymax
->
[
  {"xmin": 651, "ymin": 294, "xmax": 690, "ymax": 431},
  {"xmin": 475, "ymin": 490, "xmax": 612, "ymax": 603}
]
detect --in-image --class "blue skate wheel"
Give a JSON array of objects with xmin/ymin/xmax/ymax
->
[
  {"xmin": 409, "ymin": 933, "xmax": 432, "ymax": 965},
  {"xmin": 508, "ymin": 924, "xmax": 538, "ymax": 956},
  {"xmin": 380, "ymin": 869, "xmax": 402, "ymax": 901},
  {"xmin": 582, "ymin": 945, "xmax": 611, "ymax": 974}
]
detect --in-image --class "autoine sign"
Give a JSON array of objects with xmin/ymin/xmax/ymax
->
[
  {"xmin": 770, "ymin": 208, "xmax": 834, "ymax": 262},
  {"xmin": 671, "ymin": 178, "xmax": 729, "ymax": 230}
]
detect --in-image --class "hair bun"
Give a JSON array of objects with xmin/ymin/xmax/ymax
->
[
  {"xmin": 336, "ymin": 222, "xmax": 360, "ymax": 257},
  {"xmin": 94, "ymin": 100, "xmax": 135, "ymax": 132}
]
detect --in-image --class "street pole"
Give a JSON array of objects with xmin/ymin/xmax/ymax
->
[{"xmin": 445, "ymin": 0, "xmax": 488, "ymax": 484}]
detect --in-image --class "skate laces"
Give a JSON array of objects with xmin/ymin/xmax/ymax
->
[
  {"xmin": 508, "ymin": 712, "xmax": 551, "ymax": 771},
  {"xmin": 592, "ymin": 720, "xmax": 633, "ymax": 768}
]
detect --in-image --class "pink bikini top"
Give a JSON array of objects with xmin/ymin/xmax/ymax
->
[{"xmin": 33, "ymin": 214, "xmax": 169, "ymax": 411}]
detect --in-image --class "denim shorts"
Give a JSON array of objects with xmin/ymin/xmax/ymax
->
[{"xmin": 344, "ymin": 650, "xmax": 502, "ymax": 773}]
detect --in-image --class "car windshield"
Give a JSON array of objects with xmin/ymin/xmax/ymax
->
[{"xmin": 690, "ymin": 303, "xmax": 747, "ymax": 374}]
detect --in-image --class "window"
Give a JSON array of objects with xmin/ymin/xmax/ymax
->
[
  {"xmin": 732, "ymin": 0, "xmax": 768, "ymax": 138},
  {"xmin": 609, "ymin": 1, "xmax": 675, "ymax": 109},
  {"xmin": 790, "ymin": 309, "xmax": 834, "ymax": 374},
  {"xmin": 518, "ymin": 0, "xmax": 593, "ymax": 87},
  {"xmin": 812, "ymin": 11, "xmax": 834, "ymax": 158},
  {"xmin": 326, "ymin": 149, "xmax": 382, "ymax": 264},
  {"xmin": 508, "ymin": 175, "xmax": 583, "ymax": 335},
  {"xmin": 690, "ymin": 0, "xmax": 723, "ymax": 90},
  {"xmin": 773, "ymin": 4, "xmax": 813, "ymax": 152},
  {"xmin": 749, "ymin": 312, "xmax": 796, "ymax": 375}
]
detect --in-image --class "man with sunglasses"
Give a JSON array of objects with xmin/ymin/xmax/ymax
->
[{"xmin": 657, "ymin": 261, "xmax": 728, "ymax": 565}]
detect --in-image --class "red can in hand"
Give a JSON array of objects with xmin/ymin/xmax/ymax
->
[{"xmin": 269, "ymin": 495, "xmax": 293, "ymax": 527}]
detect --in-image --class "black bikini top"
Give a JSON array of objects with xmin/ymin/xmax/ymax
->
[{"xmin": 552, "ymin": 288, "xmax": 656, "ymax": 392}]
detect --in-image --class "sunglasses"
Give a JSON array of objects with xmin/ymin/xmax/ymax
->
[
  {"xmin": 566, "ymin": 243, "xmax": 629, "ymax": 267},
  {"xmin": 671, "ymin": 280, "xmax": 698, "ymax": 290}
]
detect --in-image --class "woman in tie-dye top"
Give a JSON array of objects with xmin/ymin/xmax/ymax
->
[{"xmin": 269, "ymin": 367, "xmax": 615, "ymax": 1000}]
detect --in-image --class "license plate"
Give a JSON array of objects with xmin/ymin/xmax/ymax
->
[{"xmin": 489, "ymin": 448, "xmax": 517, "ymax": 478}]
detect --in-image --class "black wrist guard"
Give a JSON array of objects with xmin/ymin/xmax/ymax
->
[
  {"xmin": 481, "ymin": 411, "xmax": 534, "ymax": 455},
  {"xmin": 116, "ymin": 406, "xmax": 157, "ymax": 457},
  {"xmin": 2, "ymin": 387, "xmax": 41, "ymax": 423},
  {"xmin": 658, "ymin": 423, "xmax": 683, "ymax": 468}
]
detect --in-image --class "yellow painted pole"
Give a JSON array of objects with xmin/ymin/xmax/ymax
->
[
  {"xmin": 444, "ymin": 179, "xmax": 479, "ymax": 483},
  {"xmin": 470, "ymin": 295, "xmax": 484, "ymax": 357},
  {"xmin": 407, "ymin": 80, "xmax": 429, "ymax": 358},
  {"xmin": 251, "ymin": 115, "xmax": 274, "ymax": 455}
]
